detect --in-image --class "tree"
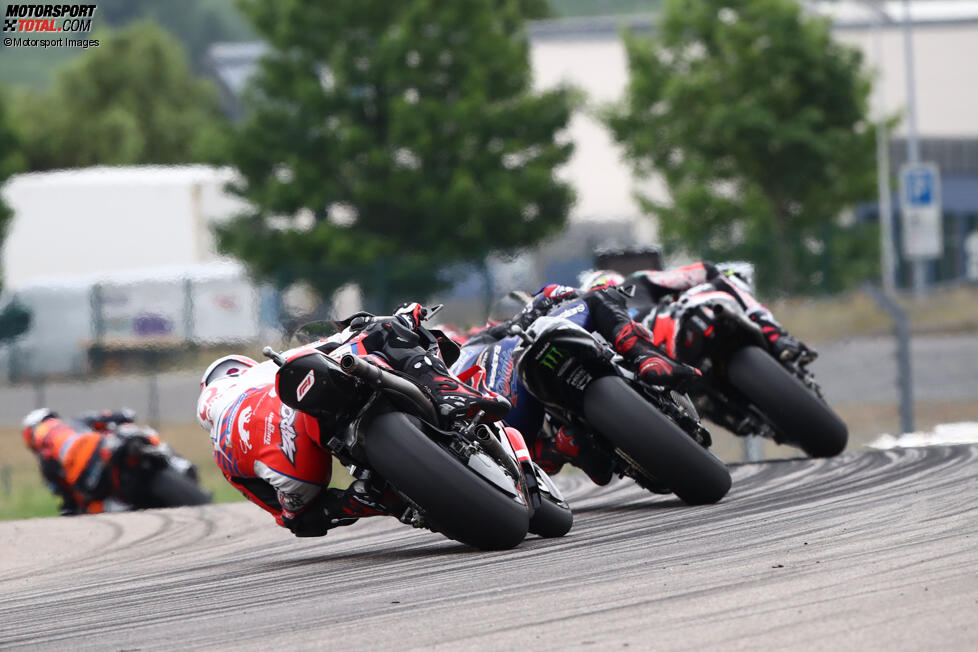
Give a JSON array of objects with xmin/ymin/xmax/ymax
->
[
  {"xmin": 217, "ymin": 0, "xmax": 575, "ymax": 310},
  {"xmin": 97, "ymin": 0, "xmax": 258, "ymax": 73},
  {"xmin": 606, "ymin": 0, "xmax": 877, "ymax": 295},
  {"xmin": 0, "ymin": 91, "xmax": 31, "ymax": 342},
  {"xmin": 12, "ymin": 22, "xmax": 228, "ymax": 171}
]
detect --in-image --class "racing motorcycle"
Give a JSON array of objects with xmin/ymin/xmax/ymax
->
[
  {"xmin": 636, "ymin": 272, "xmax": 848, "ymax": 458},
  {"xmin": 263, "ymin": 314, "xmax": 573, "ymax": 550},
  {"xmin": 90, "ymin": 426, "xmax": 211, "ymax": 511},
  {"xmin": 455, "ymin": 311, "xmax": 732, "ymax": 506}
]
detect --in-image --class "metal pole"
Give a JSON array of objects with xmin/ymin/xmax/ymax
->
[
  {"xmin": 148, "ymin": 353, "xmax": 160, "ymax": 430},
  {"xmin": 33, "ymin": 378, "xmax": 45, "ymax": 409},
  {"xmin": 742, "ymin": 436, "xmax": 764, "ymax": 463},
  {"xmin": 865, "ymin": 284, "xmax": 915, "ymax": 434},
  {"xmin": 901, "ymin": 0, "xmax": 927, "ymax": 294},
  {"xmin": 900, "ymin": 0, "xmax": 920, "ymax": 165},
  {"xmin": 872, "ymin": 2, "xmax": 896, "ymax": 294}
]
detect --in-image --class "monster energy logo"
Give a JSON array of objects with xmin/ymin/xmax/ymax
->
[{"xmin": 540, "ymin": 345, "xmax": 565, "ymax": 370}]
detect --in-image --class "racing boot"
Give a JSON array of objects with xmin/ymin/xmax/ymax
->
[
  {"xmin": 534, "ymin": 425, "xmax": 614, "ymax": 486},
  {"xmin": 612, "ymin": 322, "xmax": 702, "ymax": 389},
  {"xmin": 531, "ymin": 435, "xmax": 567, "ymax": 476},
  {"xmin": 322, "ymin": 479, "xmax": 405, "ymax": 528},
  {"xmin": 405, "ymin": 352, "xmax": 511, "ymax": 423},
  {"xmin": 749, "ymin": 313, "xmax": 817, "ymax": 364}
]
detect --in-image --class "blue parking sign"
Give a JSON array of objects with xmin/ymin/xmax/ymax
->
[
  {"xmin": 899, "ymin": 162, "xmax": 942, "ymax": 260},
  {"xmin": 905, "ymin": 168, "xmax": 935, "ymax": 207}
]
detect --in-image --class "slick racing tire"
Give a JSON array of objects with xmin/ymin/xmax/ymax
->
[
  {"xmin": 145, "ymin": 468, "xmax": 212, "ymax": 508},
  {"xmin": 583, "ymin": 376, "xmax": 732, "ymax": 505},
  {"xmin": 529, "ymin": 493, "xmax": 573, "ymax": 538},
  {"xmin": 364, "ymin": 412, "xmax": 529, "ymax": 550},
  {"xmin": 727, "ymin": 345, "xmax": 849, "ymax": 458}
]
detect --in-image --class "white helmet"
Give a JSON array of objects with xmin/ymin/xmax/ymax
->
[
  {"xmin": 199, "ymin": 354, "xmax": 258, "ymax": 389},
  {"xmin": 197, "ymin": 355, "xmax": 257, "ymax": 431},
  {"xmin": 579, "ymin": 269, "xmax": 625, "ymax": 292}
]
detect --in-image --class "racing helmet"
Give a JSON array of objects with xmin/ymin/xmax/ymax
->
[
  {"xmin": 579, "ymin": 269, "xmax": 625, "ymax": 292},
  {"xmin": 199, "ymin": 354, "xmax": 258, "ymax": 389}
]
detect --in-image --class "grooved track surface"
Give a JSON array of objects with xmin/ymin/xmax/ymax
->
[{"xmin": 1, "ymin": 446, "xmax": 976, "ymax": 651}]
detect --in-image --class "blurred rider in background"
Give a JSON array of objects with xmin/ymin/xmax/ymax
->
[
  {"xmin": 196, "ymin": 302, "xmax": 510, "ymax": 538},
  {"xmin": 22, "ymin": 407, "xmax": 143, "ymax": 514},
  {"xmin": 625, "ymin": 261, "xmax": 814, "ymax": 363},
  {"xmin": 465, "ymin": 273, "xmax": 701, "ymax": 484}
]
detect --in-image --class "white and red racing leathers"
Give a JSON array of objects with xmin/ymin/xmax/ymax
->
[{"xmin": 197, "ymin": 351, "xmax": 337, "ymax": 533}]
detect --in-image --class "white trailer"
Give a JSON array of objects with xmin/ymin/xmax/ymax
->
[
  {"xmin": 0, "ymin": 166, "xmax": 271, "ymax": 379},
  {"xmin": 1, "ymin": 165, "xmax": 247, "ymax": 288}
]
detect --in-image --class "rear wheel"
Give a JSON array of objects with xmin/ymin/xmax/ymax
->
[
  {"xmin": 529, "ymin": 492, "xmax": 573, "ymax": 538},
  {"xmin": 364, "ymin": 412, "xmax": 529, "ymax": 550},
  {"xmin": 527, "ymin": 463, "xmax": 573, "ymax": 538},
  {"xmin": 145, "ymin": 468, "xmax": 212, "ymax": 508},
  {"xmin": 583, "ymin": 376, "xmax": 731, "ymax": 505},
  {"xmin": 727, "ymin": 345, "xmax": 848, "ymax": 458}
]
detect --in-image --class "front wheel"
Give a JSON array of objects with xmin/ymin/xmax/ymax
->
[
  {"xmin": 363, "ymin": 412, "xmax": 529, "ymax": 550},
  {"xmin": 583, "ymin": 376, "xmax": 731, "ymax": 505},
  {"xmin": 726, "ymin": 345, "xmax": 848, "ymax": 458}
]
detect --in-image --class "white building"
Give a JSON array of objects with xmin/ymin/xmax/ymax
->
[
  {"xmin": 2, "ymin": 165, "xmax": 246, "ymax": 288},
  {"xmin": 209, "ymin": 6, "xmax": 978, "ymax": 285},
  {"xmin": 0, "ymin": 167, "xmax": 269, "ymax": 378}
]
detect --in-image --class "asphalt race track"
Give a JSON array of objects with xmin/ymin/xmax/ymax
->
[{"xmin": 1, "ymin": 445, "xmax": 976, "ymax": 650}]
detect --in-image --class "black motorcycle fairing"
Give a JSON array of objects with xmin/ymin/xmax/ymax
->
[
  {"xmin": 276, "ymin": 350, "xmax": 369, "ymax": 418},
  {"xmin": 518, "ymin": 327, "xmax": 613, "ymax": 411}
]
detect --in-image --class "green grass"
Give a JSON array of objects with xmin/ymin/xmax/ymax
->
[
  {"xmin": 0, "ymin": 476, "xmax": 60, "ymax": 520},
  {"xmin": 0, "ymin": 422, "xmax": 352, "ymax": 522}
]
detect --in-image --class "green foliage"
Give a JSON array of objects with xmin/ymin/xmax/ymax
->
[
  {"xmin": 0, "ymin": 91, "xmax": 22, "ymax": 232},
  {"xmin": 10, "ymin": 22, "xmax": 229, "ymax": 172},
  {"xmin": 97, "ymin": 0, "xmax": 257, "ymax": 72},
  {"xmin": 219, "ymin": 0, "xmax": 575, "ymax": 308},
  {"xmin": 0, "ymin": 90, "xmax": 26, "ymax": 323},
  {"xmin": 606, "ymin": 0, "xmax": 877, "ymax": 295},
  {"xmin": 0, "ymin": 302, "xmax": 31, "ymax": 343},
  {"xmin": 0, "ymin": 0, "xmax": 257, "ymax": 88}
]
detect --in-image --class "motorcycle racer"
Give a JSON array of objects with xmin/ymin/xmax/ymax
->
[
  {"xmin": 478, "ymin": 275, "xmax": 701, "ymax": 389},
  {"xmin": 22, "ymin": 407, "xmax": 160, "ymax": 515},
  {"xmin": 456, "ymin": 275, "xmax": 702, "ymax": 484},
  {"xmin": 626, "ymin": 262, "xmax": 814, "ymax": 364},
  {"xmin": 197, "ymin": 303, "xmax": 511, "ymax": 538}
]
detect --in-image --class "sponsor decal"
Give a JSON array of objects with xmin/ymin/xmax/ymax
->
[
  {"xmin": 217, "ymin": 391, "xmax": 250, "ymax": 451},
  {"xmin": 566, "ymin": 367, "xmax": 593, "ymax": 390},
  {"xmin": 279, "ymin": 404, "xmax": 298, "ymax": 465},
  {"xmin": 296, "ymin": 369, "xmax": 316, "ymax": 402},
  {"xmin": 237, "ymin": 406, "xmax": 254, "ymax": 453},
  {"xmin": 263, "ymin": 412, "xmax": 275, "ymax": 446},
  {"xmin": 552, "ymin": 302, "xmax": 586, "ymax": 320},
  {"xmin": 3, "ymin": 3, "xmax": 100, "ymax": 49},
  {"xmin": 539, "ymin": 345, "xmax": 565, "ymax": 371},
  {"xmin": 487, "ymin": 345, "xmax": 501, "ymax": 391}
]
